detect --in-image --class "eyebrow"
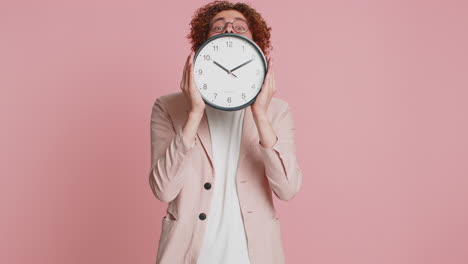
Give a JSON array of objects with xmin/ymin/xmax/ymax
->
[{"xmin": 215, "ymin": 16, "xmax": 246, "ymax": 21}]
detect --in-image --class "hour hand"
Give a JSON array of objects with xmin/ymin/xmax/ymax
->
[{"xmin": 213, "ymin": 60, "xmax": 237, "ymax": 78}]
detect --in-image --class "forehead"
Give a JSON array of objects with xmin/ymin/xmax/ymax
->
[{"xmin": 211, "ymin": 10, "xmax": 247, "ymax": 21}]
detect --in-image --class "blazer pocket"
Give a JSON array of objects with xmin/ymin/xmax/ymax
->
[
  {"xmin": 156, "ymin": 213, "xmax": 179, "ymax": 263},
  {"xmin": 162, "ymin": 211, "xmax": 178, "ymax": 222}
]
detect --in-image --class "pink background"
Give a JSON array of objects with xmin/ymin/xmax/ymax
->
[{"xmin": 1, "ymin": 0, "xmax": 467, "ymax": 263}]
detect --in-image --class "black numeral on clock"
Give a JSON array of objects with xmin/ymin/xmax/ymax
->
[
  {"xmin": 203, "ymin": 55, "xmax": 210, "ymax": 61},
  {"xmin": 242, "ymin": 93, "xmax": 246, "ymax": 99},
  {"xmin": 213, "ymin": 45, "xmax": 218, "ymax": 51},
  {"xmin": 227, "ymin": 97, "xmax": 231, "ymax": 103},
  {"xmin": 198, "ymin": 69, "xmax": 203, "ymax": 75},
  {"xmin": 203, "ymin": 84, "xmax": 207, "ymax": 90},
  {"xmin": 226, "ymin": 41, "xmax": 233, "ymax": 47}
]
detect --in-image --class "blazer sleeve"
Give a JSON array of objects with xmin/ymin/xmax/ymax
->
[
  {"xmin": 148, "ymin": 97, "xmax": 197, "ymax": 203},
  {"xmin": 257, "ymin": 103, "xmax": 303, "ymax": 201}
]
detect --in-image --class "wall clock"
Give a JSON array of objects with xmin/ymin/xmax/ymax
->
[{"xmin": 193, "ymin": 33, "xmax": 268, "ymax": 111}]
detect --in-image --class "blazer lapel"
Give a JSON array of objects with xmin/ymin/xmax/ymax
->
[
  {"xmin": 237, "ymin": 105, "xmax": 258, "ymax": 168},
  {"xmin": 196, "ymin": 105, "xmax": 258, "ymax": 177},
  {"xmin": 196, "ymin": 110, "xmax": 213, "ymax": 169}
]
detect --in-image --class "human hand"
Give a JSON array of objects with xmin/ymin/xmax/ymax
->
[
  {"xmin": 180, "ymin": 51, "xmax": 205, "ymax": 115},
  {"xmin": 251, "ymin": 56, "xmax": 275, "ymax": 115}
]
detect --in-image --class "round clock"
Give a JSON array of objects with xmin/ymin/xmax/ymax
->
[{"xmin": 193, "ymin": 33, "xmax": 268, "ymax": 111}]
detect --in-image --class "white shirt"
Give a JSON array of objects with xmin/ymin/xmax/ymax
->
[{"xmin": 197, "ymin": 104, "xmax": 251, "ymax": 264}]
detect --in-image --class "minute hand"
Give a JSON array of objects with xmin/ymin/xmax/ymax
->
[{"xmin": 230, "ymin": 58, "xmax": 253, "ymax": 73}]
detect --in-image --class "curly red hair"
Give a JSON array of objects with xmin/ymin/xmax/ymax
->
[{"xmin": 186, "ymin": 1, "xmax": 273, "ymax": 57}]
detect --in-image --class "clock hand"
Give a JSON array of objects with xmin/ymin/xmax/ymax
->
[
  {"xmin": 213, "ymin": 60, "xmax": 230, "ymax": 73},
  {"xmin": 212, "ymin": 60, "xmax": 237, "ymax": 78},
  {"xmin": 229, "ymin": 58, "xmax": 253, "ymax": 73}
]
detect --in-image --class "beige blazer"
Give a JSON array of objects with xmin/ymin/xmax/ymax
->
[{"xmin": 149, "ymin": 92, "xmax": 303, "ymax": 264}]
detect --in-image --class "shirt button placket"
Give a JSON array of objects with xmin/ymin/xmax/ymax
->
[{"xmin": 199, "ymin": 181, "xmax": 211, "ymax": 221}]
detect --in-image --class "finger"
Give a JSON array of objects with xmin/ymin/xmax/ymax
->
[
  {"xmin": 270, "ymin": 57, "xmax": 274, "ymax": 77},
  {"xmin": 181, "ymin": 54, "xmax": 190, "ymax": 89},
  {"xmin": 265, "ymin": 58, "xmax": 273, "ymax": 88},
  {"xmin": 271, "ymin": 62, "xmax": 276, "ymax": 90},
  {"xmin": 269, "ymin": 70, "xmax": 273, "ymax": 90},
  {"xmin": 271, "ymin": 71, "xmax": 276, "ymax": 93},
  {"xmin": 187, "ymin": 51, "xmax": 195, "ymax": 91},
  {"xmin": 270, "ymin": 58, "xmax": 274, "ymax": 87},
  {"xmin": 183, "ymin": 54, "xmax": 190, "ymax": 79},
  {"xmin": 268, "ymin": 57, "xmax": 274, "ymax": 75},
  {"xmin": 184, "ymin": 53, "xmax": 192, "ymax": 90},
  {"xmin": 264, "ymin": 58, "xmax": 271, "ymax": 81}
]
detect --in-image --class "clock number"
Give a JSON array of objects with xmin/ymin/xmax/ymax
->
[
  {"xmin": 227, "ymin": 97, "xmax": 231, "ymax": 103},
  {"xmin": 203, "ymin": 55, "xmax": 210, "ymax": 61},
  {"xmin": 242, "ymin": 93, "xmax": 246, "ymax": 99},
  {"xmin": 251, "ymin": 83, "xmax": 256, "ymax": 89},
  {"xmin": 242, "ymin": 45, "xmax": 245, "ymax": 52},
  {"xmin": 213, "ymin": 93, "xmax": 217, "ymax": 99},
  {"xmin": 198, "ymin": 69, "xmax": 203, "ymax": 75},
  {"xmin": 226, "ymin": 41, "xmax": 233, "ymax": 47},
  {"xmin": 203, "ymin": 83, "xmax": 207, "ymax": 90},
  {"xmin": 213, "ymin": 45, "xmax": 218, "ymax": 51}
]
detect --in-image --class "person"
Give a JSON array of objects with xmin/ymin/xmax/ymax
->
[{"xmin": 148, "ymin": 1, "xmax": 303, "ymax": 263}]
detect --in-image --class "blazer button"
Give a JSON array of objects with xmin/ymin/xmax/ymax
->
[
  {"xmin": 199, "ymin": 213, "xmax": 206, "ymax": 220},
  {"xmin": 204, "ymin": 182, "xmax": 211, "ymax": 190}
]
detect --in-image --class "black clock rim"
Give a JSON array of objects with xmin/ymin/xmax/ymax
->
[{"xmin": 192, "ymin": 33, "xmax": 268, "ymax": 111}]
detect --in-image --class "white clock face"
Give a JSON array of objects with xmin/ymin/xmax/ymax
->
[{"xmin": 193, "ymin": 33, "xmax": 267, "ymax": 110}]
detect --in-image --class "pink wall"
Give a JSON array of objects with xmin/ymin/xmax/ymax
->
[{"xmin": 1, "ymin": 0, "xmax": 467, "ymax": 263}]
